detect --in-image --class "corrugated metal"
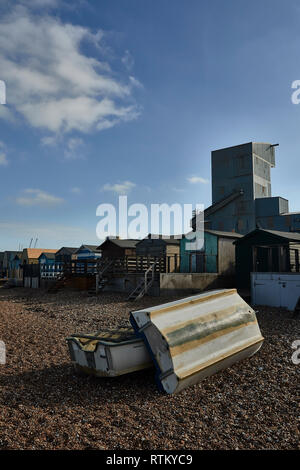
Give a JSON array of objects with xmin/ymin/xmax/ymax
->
[
  {"xmin": 130, "ymin": 289, "xmax": 264, "ymax": 394},
  {"xmin": 207, "ymin": 142, "xmax": 300, "ymax": 234},
  {"xmin": 67, "ymin": 326, "xmax": 152, "ymax": 377},
  {"xmin": 255, "ymin": 197, "xmax": 289, "ymax": 218},
  {"xmin": 208, "ymin": 142, "xmax": 282, "ymax": 234}
]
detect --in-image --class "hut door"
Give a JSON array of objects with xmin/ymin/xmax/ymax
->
[
  {"xmin": 256, "ymin": 247, "xmax": 269, "ymax": 272},
  {"xmin": 189, "ymin": 253, "xmax": 197, "ymax": 273}
]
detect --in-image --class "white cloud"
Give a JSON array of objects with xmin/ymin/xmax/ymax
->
[
  {"xmin": 41, "ymin": 135, "xmax": 57, "ymax": 146},
  {"xmin": 16, "ymin": 189, "xmax": 64, "ymax": 207},
  {"xmin": 0, "ymin": 105, "xmax": 15, "ymax": 122},
  {"xmin": 64, "ymin": 137, "xmax": 84, "ymax": 159},
  {"xmin": 70, "ymin": 186, "xmax": 81, "ymax": 194},
  {"xmin": 102, "ymin": 181, "xmax": 136, "ymax": 195},
  {"xmin": 122, "ymin": 50, "xmax": 134, "ymax": 71},
  {"xmin": 0, "ymin": 7, "xmax": 141, "ymax": 135},
  {"xmin": 19, "ymin": 0, "xmax": 60, "ymax": 7},
  {"xmin": 0, "ymin": 153, "xmax": 8, "ymax": 166},
  {"xmin": 129, "ymin": 76, "xmax": 143, "ymax": 89},
  {"xmin": 187, "ymin": 176, "xmax": 209, "ymax": 184},
  {"xmin": 41, "ymin": 134, "xmax": 85, "ymax": 159},
  {"xmin": 67, "ymin": 137, "xmax": 84, "ymax": 151}
]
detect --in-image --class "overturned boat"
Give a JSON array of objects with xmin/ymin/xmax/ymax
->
[
  {"xmin": 130, "ymin": 289, "xmax": 264, "ymax": 394},
  {"xmin": 67, "ymin": 326, "xmax": 152, "ymax": 377}
]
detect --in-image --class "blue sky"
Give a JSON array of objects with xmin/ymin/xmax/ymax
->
[{"xmin": 1, "ymin": 0, "xmax": 300, "ymax": 250}]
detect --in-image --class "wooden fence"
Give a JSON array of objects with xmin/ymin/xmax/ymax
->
[{"xmin": 62, "ymin": 255, "xmax": 180, "ymax": 276}]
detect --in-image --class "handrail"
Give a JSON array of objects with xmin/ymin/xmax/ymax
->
[
  {"xmin": 98, "ymin": 258, "xmax": 114, "ymax": 275},
  {"xmin": 144, "ymin": 261, "xmax": 156, "ymax": 294}
]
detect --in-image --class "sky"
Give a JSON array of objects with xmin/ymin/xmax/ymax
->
[{"xmin": 1, "ymin": 0, "xmax": 300, "ymax": 250}]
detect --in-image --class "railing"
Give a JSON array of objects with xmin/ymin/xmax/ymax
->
[
  {"xmin": 98, "ymin": 258, "xmax": 114, "ymax": 276},
  {"xmin": 40, "ymin": 262, "xmax": 64, "ymax": 279},
  {"xmin": 62, "ymin": 255, "xmax": 181, "ymax": 276},
  {"xmin": 22, "ymin": 263, "xmax": 64, "ymax": 280},
  {"xmin": 63, "ymin": 260, "xmax": 99, "ymax": 276},
  {"xmin": 23, "ymin": 253, "xmax": 219, "ymax": 281},
  {"xmin": 144, "ymin": 261, "xmax": 156, "ymax": 294},
  {"xmin": 107, "ymin": 256, "xmax": 166, "ymax": 274}
]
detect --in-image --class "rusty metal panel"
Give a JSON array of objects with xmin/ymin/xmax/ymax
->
[{"xmin": 130, "ymin": 289, "xmax": 264, "ymax": 394}]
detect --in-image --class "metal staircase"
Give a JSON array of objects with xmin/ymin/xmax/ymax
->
[
  {"xmin": 98, "ymin": 258, "xmax": 115, "ymax": 276},
  {"xmin": 127, "ymin": 261, "xmax": 157, "ymax": 301}
]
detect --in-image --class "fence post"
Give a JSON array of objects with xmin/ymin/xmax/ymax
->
[
  {"xmin": 295, "ymin": 249, "xmax": 299, "ymax": 273},
  {"xmin": 95, "ymin": 274, "xmax": 99, "ymax": 294}
]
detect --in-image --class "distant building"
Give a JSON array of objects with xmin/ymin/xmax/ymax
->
[
  {"xmin": 3, "ymin": 251, "xmax": 22, "ymax": 277},
  {"xmin": 98, "ymin": 238, "xmax": 139, "ymax": 258},
  {"xmin": 180, "ymin": 230, "xmax": 242, "ymax": 274},
  {"xmin": 38, "ymin": 252, "xmax": 56, "ymax": 265},
  {"xmin": 136, "ymin": 235, "xmax": 181, "ymax": 272},
  {"xmin": 235, "ymin": 228, "xmax": 300, "ymax": 288},
  {"xmin": 55, "ymin": 247, "xmax": 78, "ymax": 263},
  {"xmin": 0, "ymin": 252, "xmax": 4, "ymax": 277},
  {"xmin": 75, "ymin": 245, "xmax": 101, "ymax": 260},
  {"xmin": 194, "ymin": 142, "xmax": 300, "ymax": 235},
  {"xmin": 21, "ymin": 248, "xmax": 57, "ymax": 265},
  {"xmin": 39, "ymin": 252, "xmax": 63, "ymax": 280},
  {"xmin": 11, "ymin": 254, "xmax": 22, "ymax": 279},
  {"xmin": 136, "ymin": 235, "xmax": 180, "ymax": 257}
]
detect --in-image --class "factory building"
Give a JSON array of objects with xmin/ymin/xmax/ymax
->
[{"xmin": 199, "ymin": 142, "xmax": 300, "ymax": 235}]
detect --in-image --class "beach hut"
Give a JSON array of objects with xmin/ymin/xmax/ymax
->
[
  {"xmin": 74, "ymin": 245, "xmax": 102, "ymax": 260},
  {"xmin": 21, "ymin": 248, "xmax": 57, "ymax": 265},
  {"xmin": 55, "ymin": 247, "xmax": 78, "ymax": 263},
  {"xmin": 180, "ymin": 230, "xmax": 242, "ymax": 274},
  {"xmin": 98, "ymin": 238, "xmax": 139, "ymax": 259}
]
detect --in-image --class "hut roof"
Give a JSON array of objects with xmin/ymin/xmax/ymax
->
[{"xmin": 23, "ymin": 248, "xmax": 57, "ymax": 259}]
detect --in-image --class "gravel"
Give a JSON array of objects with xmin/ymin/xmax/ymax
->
[{"xmin": 0, "ymin": 287, "xmax": 299, "ymax": 450}]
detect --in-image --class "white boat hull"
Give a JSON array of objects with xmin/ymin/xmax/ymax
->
[{"xmin": 67, "ymin": 327, "xmax": 152, "ymax": 377}]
